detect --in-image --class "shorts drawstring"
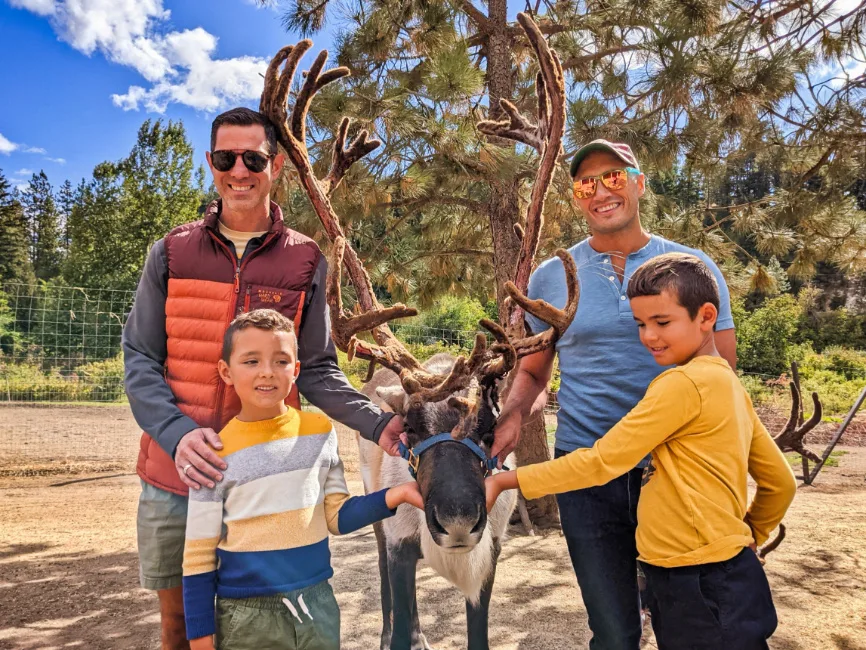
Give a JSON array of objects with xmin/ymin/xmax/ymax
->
[
  {"xmin": 298, "ymin": 594, "xmax": 314, "ymax": 621},
  {"xmin": 281, "ymin": 597, "xmax": 303, "ymax": 624},
  {"xmin": 282, "ymin": 594, "xmax": 314, "ymax": 623}
]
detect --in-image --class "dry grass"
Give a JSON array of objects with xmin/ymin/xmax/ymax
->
[{"xmin": 1, "ymin": 443, "xmax": 865, "ymax": 649}]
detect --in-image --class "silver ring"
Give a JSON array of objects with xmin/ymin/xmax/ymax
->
[{"xmin": 182, "ymin": 464, "xmax": 193, "ymax": 476}]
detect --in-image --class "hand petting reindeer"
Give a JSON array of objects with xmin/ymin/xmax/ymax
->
[{"xmin": 260, "ymin": 13, "xmax": 577, "ymax": 650}]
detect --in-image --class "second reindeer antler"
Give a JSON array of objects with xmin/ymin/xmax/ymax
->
[
  {"xmin": 773, "ymin": 362, "xmax": 823, "ymax": 463},
  {"xmin": 475, "ymin": 13, "xmax": 578, "ymax": 366}
]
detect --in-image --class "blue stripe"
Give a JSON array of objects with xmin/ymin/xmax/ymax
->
[
  {"xmin": 215, "ymin": 539, "xmax": 333, "ymax": 597},
  {"xmin": 183, "ymin": 571, "xmax": 217, "ymax": 640},
  {"xmin": 336, "ymin": 488, "xmax": 396, "ymax": 535}
]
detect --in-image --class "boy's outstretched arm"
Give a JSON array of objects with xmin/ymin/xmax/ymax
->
[
  {"xmin": 744, "ymin": 412, "xmax": 797, "ymax": 546},
  {"xmin": 488, "ymin": 370, "xmax": 701, "ymax": 506},
  {"xmin": 323, "ymin": 429, "xmax": 423, "ymax": 535}
]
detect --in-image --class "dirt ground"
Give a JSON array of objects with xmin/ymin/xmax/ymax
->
[{"xmin": 1, "ymin": 434, "xmax": 865, "ymax": 650}]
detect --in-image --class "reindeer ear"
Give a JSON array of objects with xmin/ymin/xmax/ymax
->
[{"xmin": 376, "ymin": 385, "xmax": 407, "ymax": 415}]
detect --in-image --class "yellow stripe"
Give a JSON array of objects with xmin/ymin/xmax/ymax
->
[
  {"xmin": 324, "ymin": 493, "xmax": 351, "ymax": 535},
  {"xmin": 183, "ymin": 536, "xmax": 220, "ymax": 575},
  {"xmin": 222, "ymin": 503, "xmax": 329, "ymax": 552},
  {"xmin": 217, "ymin": 411, "xmax": 332, "ymax": 457}
]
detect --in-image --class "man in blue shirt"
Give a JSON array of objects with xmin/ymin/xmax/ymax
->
[{"xmin": 492, "ymin": 140, "xmax": 737, "ymax": 649}]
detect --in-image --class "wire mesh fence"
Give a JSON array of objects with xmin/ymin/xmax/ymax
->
[
  {"xmin": 0, "ymin": 283, "xmax": 559, "ymax": 473},
  {"xmin": 0, "ymin": 282, "xmax": 137, "ymax": 472},
  {"xmin": 3, "ymin": 281, "xmax": 864, "ymax": 474}
]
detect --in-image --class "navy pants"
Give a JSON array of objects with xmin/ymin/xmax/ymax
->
[
  {"xmin": 640, "ymin": 548, "xmax": 778, "ymax": 650},
  {"xmin": 555, "ymin": 448, "xmax": 643, "ymax": 650}
]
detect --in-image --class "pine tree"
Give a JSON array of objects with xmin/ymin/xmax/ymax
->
[
  {"xmin": 57, "ymin": 179, "xmax": 75, "ymax": 253},
  {"xmin": 0, "ymin": 169, "xmax": 35, "ymax": 284},
  {"xmin": 20, "ymin": 170, "xmax": 62, "ymax": 280},
  {"xmin": 64, "ymin": 120, "xmax": 205, "ymax": 290}
]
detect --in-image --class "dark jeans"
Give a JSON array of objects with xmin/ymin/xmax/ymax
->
[
  {"xmin": 555, "ymin": 448, "xmax": 643, "ymax": 650},
  {"xmin": 640, "ymin": 548, "xmax": 778, "ymax": 650}
]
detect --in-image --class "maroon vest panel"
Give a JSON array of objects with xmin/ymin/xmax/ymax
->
[{"xmin": 136, "ymin": 201, "xmax": 322, "ymax": 496}]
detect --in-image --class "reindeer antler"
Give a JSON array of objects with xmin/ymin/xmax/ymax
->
[
  {"xmin": 260, "ymin": 38, "xmax": 503, "ymax": 396},
  {"xmin": 773, "ymin": 362, "xmax": 823, "ymax": 463},
  {"xmin": 474, "ymin": 12, "xmax": 579, "ymax": 378},
  {"xmin": 260, "ymin": 40, "xmax": 437, "ymax": 390},
  {"xmin": 260, "ymin": 13, "xmax": 578, "ymax": 404}
]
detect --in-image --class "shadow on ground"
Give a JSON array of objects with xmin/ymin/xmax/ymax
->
[{"xmin": 0, "ymin": 547, "xmax": 159, "ymax": 649}]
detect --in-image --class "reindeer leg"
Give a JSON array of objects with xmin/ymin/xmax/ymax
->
[
  {"xmin": 410, "ymin": 594, "xmax": 432, "ymax": 650},
  {"xmin": 465, "ymin": 538, "xmax": 501, "ymax": 650},
  {"xmin": 387, "ymin": 538, "xmax": 428, "ymax": 650},
  {"xmin": 374, "ymin": 522, "xmax": 393, "ymax": 650}
]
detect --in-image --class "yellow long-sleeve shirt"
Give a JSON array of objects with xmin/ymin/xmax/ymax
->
[{"xmin": 517, "ymin": 355, "xmax": 797, "ymax": 568}]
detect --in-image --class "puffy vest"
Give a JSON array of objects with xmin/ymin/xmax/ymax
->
[{"xmin": 136, "ymin": 200, "xmax": 322, "ymax": 496}]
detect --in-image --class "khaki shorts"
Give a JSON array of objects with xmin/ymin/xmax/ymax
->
[
  {"xmin": 216, "ymin": 581, "xmax": 340, "ymax": 650},
  {"xmin": 137, "ymin": 479, "xmax": 188, "ymax": 590}
]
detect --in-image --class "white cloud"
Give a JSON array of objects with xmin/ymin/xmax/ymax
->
[
  {"xmin": 113, "ymin": 29, "xmax": 266, "ymax": 113},
  {"xmin": 0, "ymin": 132, "xmax": 54, "ymax": 158},
  {"xmin": 14, "ymin": 168, "xmax": 35, "ymax": 176},
  {"xmin": 14, "ymin": 184, "xmax": 29, "ymax": 192},
  {"xmin": 9, "ymin": 0, "xmax": 56, "ymax": 16},
  {"xmin": 14, "ymin": 0, "xmax": 269, "ymax": 113},
  {"xmin": 0, "ymin": 133, "xmax": 18, "ymax": 155},
  {"xmin": 46, "ymin": 157, "xmax": 67, "ymax": 164}
]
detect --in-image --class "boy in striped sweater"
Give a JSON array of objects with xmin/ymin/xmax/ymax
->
[{"xmin": 182, "ymin": 309, "xmax": 423, "ymax": 650}]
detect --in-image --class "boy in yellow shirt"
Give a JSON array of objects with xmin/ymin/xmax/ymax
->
[{"xmin": 486, "ymin": 252, "xmax": 797, "ymax": 650}]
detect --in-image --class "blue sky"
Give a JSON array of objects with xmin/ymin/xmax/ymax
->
[{"xmin": 0, "ymin": 0, "xmax": 339, "ymax": 192}]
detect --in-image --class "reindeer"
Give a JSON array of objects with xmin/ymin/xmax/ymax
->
[{"xmin": 260, "ymin": 13, "xmax": 577, "ymax": 650}]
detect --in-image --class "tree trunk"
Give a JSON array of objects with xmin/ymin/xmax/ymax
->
[{"xmin": 485, "ymin": 0, "xmax": 559, "ymax": 530}]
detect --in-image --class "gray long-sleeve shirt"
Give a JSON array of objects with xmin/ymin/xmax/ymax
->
[{"xmin": 122, "ymin": 238, "xmax": 392, "ymax": 458}]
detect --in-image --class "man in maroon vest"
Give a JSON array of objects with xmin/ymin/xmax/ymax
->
[{"xmin": 122, "ymin": 107, "xmax": 405, "ymax": 649}]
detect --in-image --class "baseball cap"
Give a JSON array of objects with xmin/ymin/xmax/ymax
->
[{"xmin": 570, "ymin": 139, "xmax": 640, "ymax": 178}]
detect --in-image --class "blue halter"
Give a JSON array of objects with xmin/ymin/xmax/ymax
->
[{"xmin": 398, "ymin": 433, "xmax": 506, "ymax": 480}]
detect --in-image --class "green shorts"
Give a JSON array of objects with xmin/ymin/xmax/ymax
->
[
  {"xmin": 216, "ymin": 581, "xmax": 340, "ymax": 650},
  {"xmin": 137, "ymin": 479, "xmax": 188, "ymax": 591}
]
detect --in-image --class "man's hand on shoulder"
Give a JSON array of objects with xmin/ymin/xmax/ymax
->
[
  {"xmin": 175, "ymin": 428, "xmax": 228, "ymax": 490},
  {"xmin": 377, "ymin": 415, "xmax": 406, "ymax": 457}
]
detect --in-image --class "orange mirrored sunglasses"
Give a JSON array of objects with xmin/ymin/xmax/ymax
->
[{"xmin": 573, "ymin": 167, "xmax": 640, "ymax": 200}]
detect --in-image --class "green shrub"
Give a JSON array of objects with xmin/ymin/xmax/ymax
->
[
  {"xmin": 0, "ymin": 354, "xmax": 125, "ymax": 402},
  {"xmin": 799, "ymin": 369, "xmax": 866, "ymax": 415},
  {"xmin": 801, "ymin": 346, "xmax": 866, "ymax": 380},
  {"xmin": 798, "ymin": 308, "xmax": 866, "ymax": 352},
  {"xmin": 739, "ymin": 374, "xmax": 773, "ymax": 406},
  {"xmin": 75, "ymin": 355, "xmax": 125, "ymax": 401},
  {"xmin": 733, "ymin": 294, "xmax": 801, "ymax": 375},
  {"xmin": 419, "ymin": 295, "xmax": 488, "ymax": 332}
]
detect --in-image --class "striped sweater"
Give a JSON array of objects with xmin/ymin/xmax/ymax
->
[{"xmin": 182, "ymin": 408, "xmax": 395, "ymax": 639}]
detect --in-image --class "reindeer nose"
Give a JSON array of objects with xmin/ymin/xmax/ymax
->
[{"xmin": 430, "ymin": 504, "xmax": 486, "ymax": 546}]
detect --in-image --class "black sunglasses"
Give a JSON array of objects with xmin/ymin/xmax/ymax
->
[{"xmin": 210, "ymin": 150, "xmax": 274, "ymax": 173}]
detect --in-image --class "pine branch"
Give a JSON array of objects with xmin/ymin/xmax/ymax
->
[
  {"xmin": 458, "ymin": 0, "xmax": 491, "ymax": 33},
  {"xmin": 561, "ymin": 44, "xmax": 643, "ymax": 70},
  {"xmin": 401, "ymin": 248, "xmax": 493, "ymax": 266}
]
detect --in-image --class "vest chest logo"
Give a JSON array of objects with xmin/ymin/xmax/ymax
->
[{"xmin": 257, "ymin": 289, "xmax": 283, "ymax": 304}]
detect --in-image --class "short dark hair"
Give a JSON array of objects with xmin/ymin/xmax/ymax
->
[
  {"xmin": 222, "ymin": 309, "xmax": 297, "ymax": 363},
  {"xmin": 627, "ymin": 253, "xmax": 720, "ymax": 319},
  {"xmin": 210, "ymin": 107, "xmax": 278, "ymax": 155}
]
